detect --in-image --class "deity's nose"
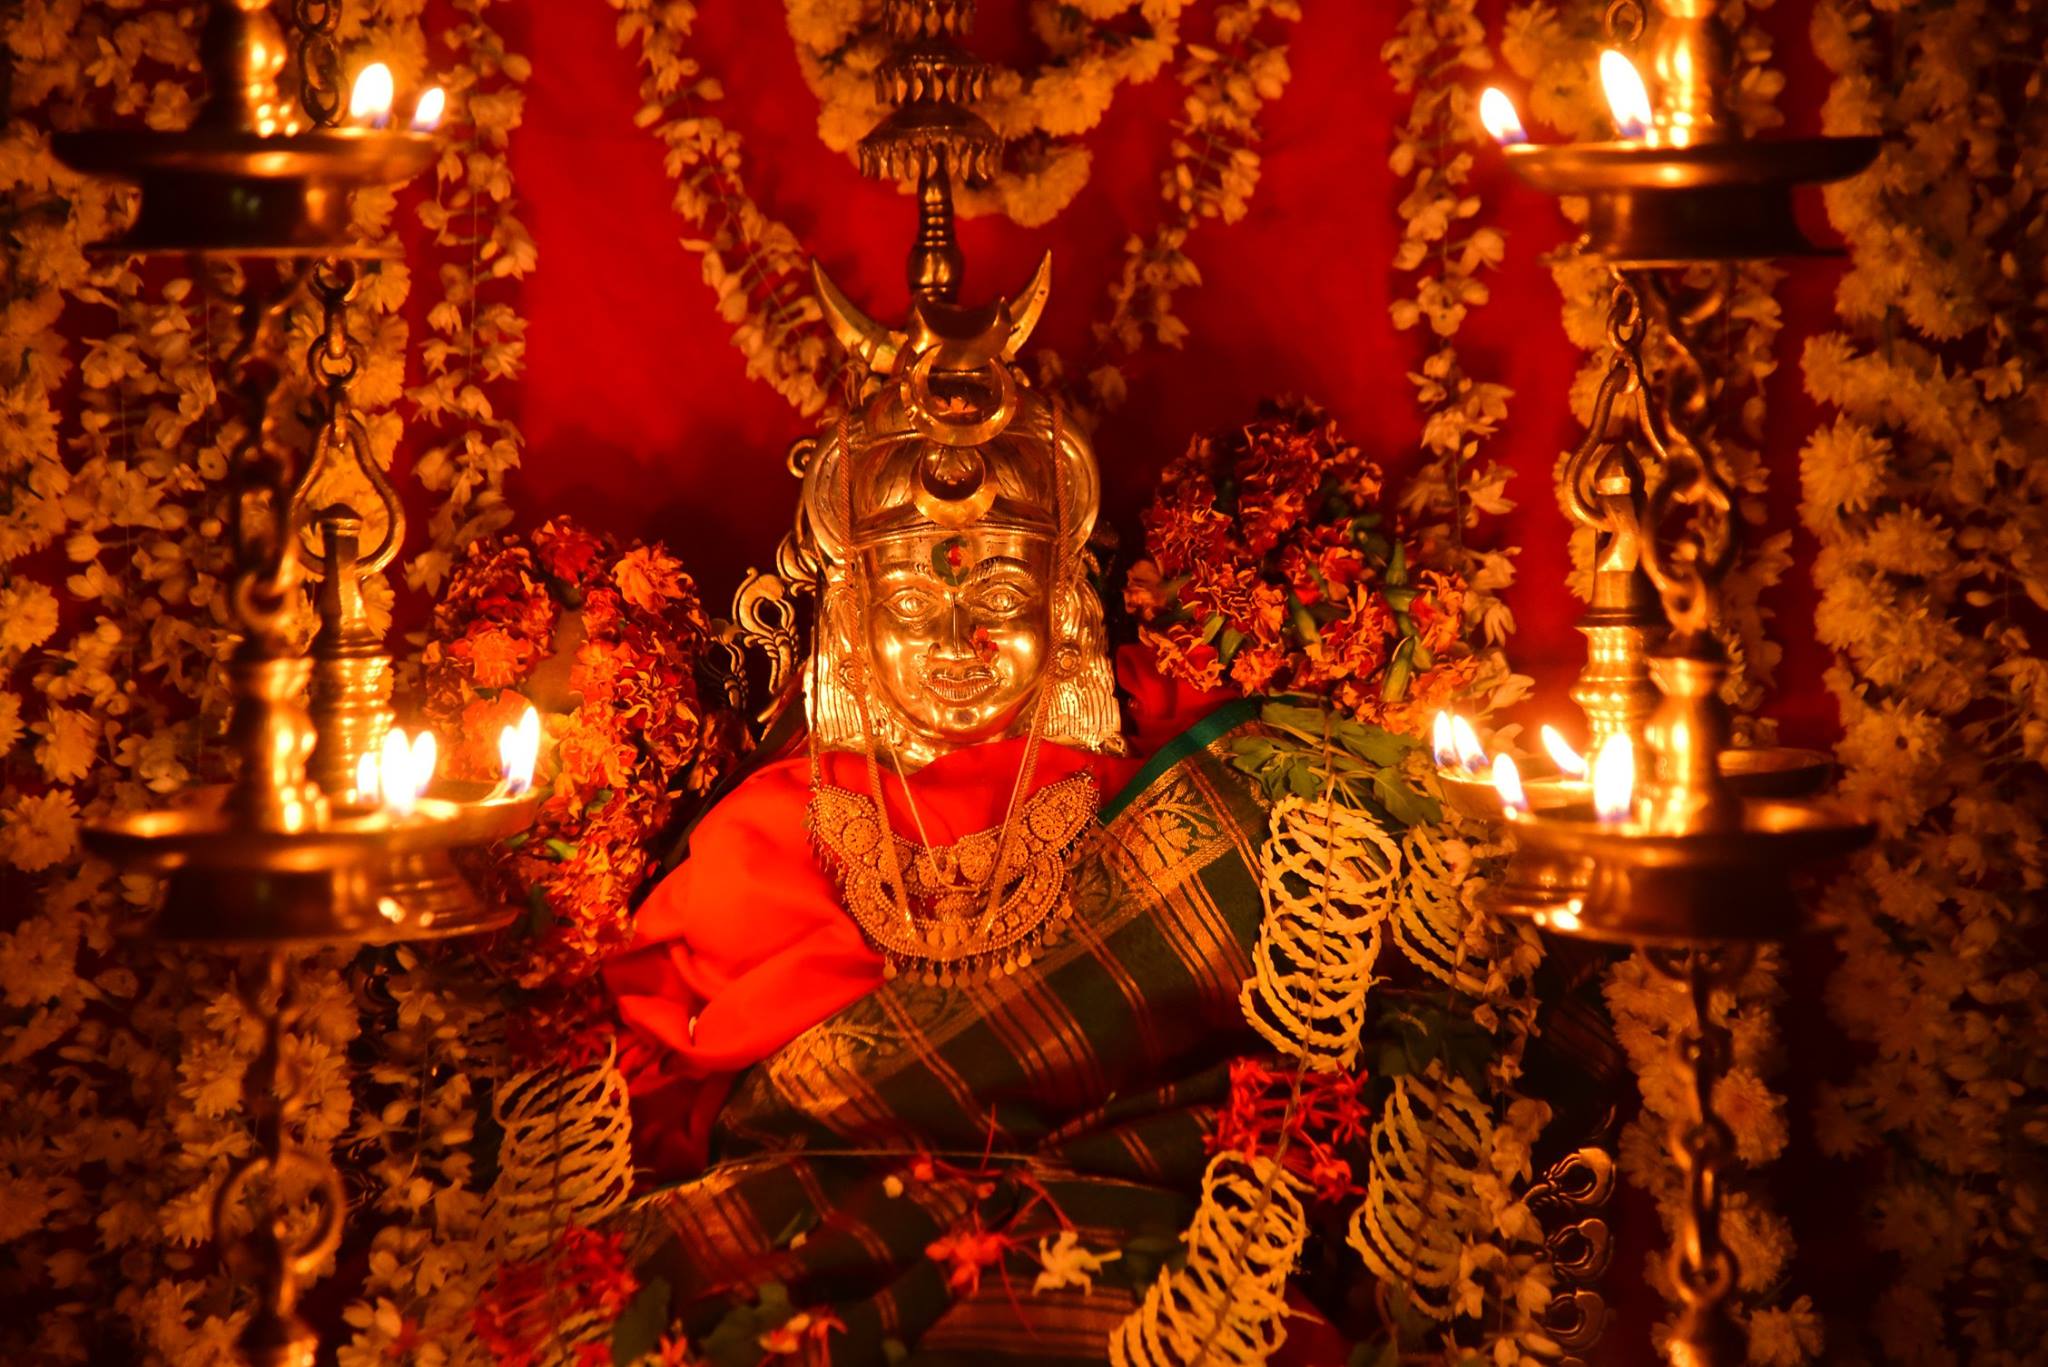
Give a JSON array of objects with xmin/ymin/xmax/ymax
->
[{"xmin": 933, "ymin": 599, "xmax": 977, "ymax": 661}]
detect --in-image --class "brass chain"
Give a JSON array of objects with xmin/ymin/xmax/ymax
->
[
  {"xmin": 1645, "ymin": 946, "xmax": 1751, "ymax": 1354},
  {"xmin": 301, "ymin": 261, "xmax": 405, "ymax": 577},
  {"xmin": 1603, "ymin": 0, "xmax": 1647, "ymax": 45},
  {"xmin": 290, "ymin": 0, "xmax": 346, "ymax": 128},
  {"xmin": 1579, "ymin": 274, "xmax": 1738, "ymax": 640},
  {"xmin": 216, "ymin": 262, "xmax": 318, "ymax": 656},
  {"xmin": 214, "ymin": 953, "xmax": 348, "ymax": 1364}
]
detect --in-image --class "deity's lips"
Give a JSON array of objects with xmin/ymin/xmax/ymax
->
[{"xmin": 920, "ymin": 663, "xmax": 998, "ymax": 704}]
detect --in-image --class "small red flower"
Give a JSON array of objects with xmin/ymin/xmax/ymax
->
[
  {"xmin": 474, "ymin": 1226, "xmax": 639, "ymax": 1367},
  {"xmin": 1212, "ymin": 1057, "xmax": 1372, "ymax": 1202},
  {"xmin": 926, "ymin": 1217, "xmax": 1018, "ymax": 1295}
]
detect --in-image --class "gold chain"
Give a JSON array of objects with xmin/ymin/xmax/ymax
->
[{"xmin": 810, "ymin": 398, "xmax": 1089, "ymax": 978}]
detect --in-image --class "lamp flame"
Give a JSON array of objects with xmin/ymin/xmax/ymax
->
[
  {"xmin": 1541, "ymin": 725, "xmax": 1589, "ymax": 778},
  {"xmin": 411, "ymin": 86, "xmax": 446, "ymax": 133},
  {"xmin": 1432, "ymin": 711, "xmax": 1456, "ymax": 769},
  {"xmin": 1592, "ymin": 733, "xmax": 1635, "ymax": 823},
  {"xmin": 1492, "ymin": 753, "xmax": 1529, "ymax": 814},
  {"xmin": 499, "ymin": 704, "xmax": 541, "ymax": 797},
  {"xmin": 1478, "ymin": 87, "xmax": 1529, "ymax": 146},
  {"xmin": 410, "ymin": 730, "xmax": 438, "ymax": 797},
  {"xmin": 1450, "ymin": 714, "xmax": 1488, "ymax": 773},
  {"xmin": 379, "ymin": 728, "xmax": 413, "ymax": 815},
  {"xmin": 349, "ymin": 62, "xmax": 395, "ymax": 129},
  {"xmin": 370, "ymin": 727, "xmax": 437, "ymax": 817},
  {"xmin": 1598, "ymin": 49, "xmax": 1652, "ymax": 140}
]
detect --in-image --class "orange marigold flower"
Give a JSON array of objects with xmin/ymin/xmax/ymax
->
[
  {"xmin": 454, "ymin": 625, "xmax": 535, "ymax": 689},
  {"xmin": 1229, "ymin": 642, "xmax": 1288, "ymax": 694},
  {"xmin": 612, "ymin": 544, "xmax": 688, "ymax": 612},
  {"xmin": 533, "ymin": 516, "xmax": 610, "ymax": 588}
]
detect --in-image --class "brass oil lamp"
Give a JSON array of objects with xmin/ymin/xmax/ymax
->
[
  {"xmin": 58, "ymin": 6, "xmax": 534, "ymax": 1363},
  {"xmin": 51, "ymin": 0, "xmax": 440, "ymax": 257},
  {"xmin": 1439, "ymin": 3, "xmax": 1881, "ymax": 1364}
]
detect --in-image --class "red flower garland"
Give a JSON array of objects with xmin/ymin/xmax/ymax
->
[
  {"xmin": 1211, "ymin": 1057, "xmax": 1375, "ymax": 1203},
  {"xmin": 1127, "ymin": 400, "xmax": 1477, "ymax": 730},
  {"xmin": 425, "ymin": 517, "xmax": 739, "ymax": 1058},
  {"xmin": 473, "ymin": 1225, "xmax": 642, "ymax": 1366}
]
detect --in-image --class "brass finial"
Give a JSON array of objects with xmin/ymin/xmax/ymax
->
[
  {"xmin": 308, "ymin": 506, "xmax": 395, "ymax": 805},
  {"xmin": 858, "ymin": 0, "xmax": 1001, "ymax": 303}
]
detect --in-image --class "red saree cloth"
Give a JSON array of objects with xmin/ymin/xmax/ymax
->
[{"xmin": 604, "ymin": 646, "xmax": 1232, "ymax": 1174}]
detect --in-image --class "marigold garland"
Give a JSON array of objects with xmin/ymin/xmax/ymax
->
[
  {"xmin": 1125, "ymin": 399, "xmax": 1482, "ymax": 729},
  {"xmin": 421, "ymin": 516, "xmax": 739, "ymax": 1001}
]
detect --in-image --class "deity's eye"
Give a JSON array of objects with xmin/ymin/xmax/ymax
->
[
  {"xmin": 974, "ymin": 583, "xmax": 1029, "ymax": 617},
  {"xmin": 882, "ymin": 587, "xmax": 940, "ymax": 622}
]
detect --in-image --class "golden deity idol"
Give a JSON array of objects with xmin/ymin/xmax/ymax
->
[
  {"xmin": 787, "ymin": 0, "xmax": 1120, "ymax": 982},
  {"xmin": 799, "ymin": 265, "xmax": 1124, "ymax": 983},
  {"xmin": 802, "ymin": 265, "xmax": 1121, "ymax": 770}
]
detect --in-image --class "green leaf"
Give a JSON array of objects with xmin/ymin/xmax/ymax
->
[
  {"xmin": 1284, "ymin": 758, "xmax": 1324, "ymax": 798},
  {"xmin": 521, "ymin": 885, "xmax": 553, "ymax": 937},
  {"xmin": 1381, "ymin": 636, "xmax": 1416, "ymax": 702},
  {"xmin": 611, "ymin": 1277, "xmax": 672, "ymax": 1366},
  {"xmin": 1286, "ymin": 592, "xmax": 1322, "ymax": 646},
  {"xmin": 1372, "ymin": 768, "xmax": 1441, "ymax": 827}
]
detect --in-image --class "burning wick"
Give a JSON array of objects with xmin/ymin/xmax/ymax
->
[
  {"xmin": 1478, "ymin": 87, "xmax": 1529, "ymax": 146},
  {"xmin": 1598, "ymin": 49, "xmax": 1653, "ymax": 141},
  {"xmin": 1492, "ymin": 753, "xmax": 1529, "ymax": 815},
  {"xmin": 1431, "ymin": 712, "xmax": 1491, "ymax": 774},
  {"xmin": 364, "ymin": 727, "xmax": 438, "ymax": 816},
  {"xmin": 1450, "ymin": 714, "xmax": 1488, "ymax": 774},
  {"xmin": 1541, "ymin": 725, "xmax": 1590, "ymax": 778},
  {"xmin": 497, "ymin": 704, "xmax": 542, "ymax": 798},
  {"xmin": 1591, "ymin": 732, "xmax": 1635, "ymax": 824},
  {"xmin": 411, "ymin": 86, "xmax": 446, "ymax": 134},
  {"xmin": 349, "ymin": 62, "xmax": 396, "ymax": 130},
  {"xmin": 355, "ymin": 751, "xmax": 380, "ymax": 808}
]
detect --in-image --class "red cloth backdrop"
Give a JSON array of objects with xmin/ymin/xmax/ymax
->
[{"xmin": 482, "ymin": 1, "xmax": 1842, "ymax": 749}]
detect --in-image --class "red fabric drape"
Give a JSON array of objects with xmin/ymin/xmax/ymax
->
[{"xmin": 605, "ymin": 647, "xmax": 1224, "ymax": 1172}]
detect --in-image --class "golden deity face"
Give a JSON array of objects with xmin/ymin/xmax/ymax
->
[
  {"xmin": 799, "ymin": 256, "xmax": 1123, "ymax": 768},
  {"xmin": 861, "ymin": 529, "xmax": 1053, "ymax": 752}
]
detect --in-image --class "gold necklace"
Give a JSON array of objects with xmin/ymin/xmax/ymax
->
[
  {"xmin": 807, "ymin": 411, "xmax": 1097, "ymax": 983},
  {"xmin": 809, "ymin": 624, "xmax": 1097, "ymax": 983}
]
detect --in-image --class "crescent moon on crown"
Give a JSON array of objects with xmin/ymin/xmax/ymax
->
[{"xmin": 810, "ymin": 253, "xmax": 1053, "ymax": 380}]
